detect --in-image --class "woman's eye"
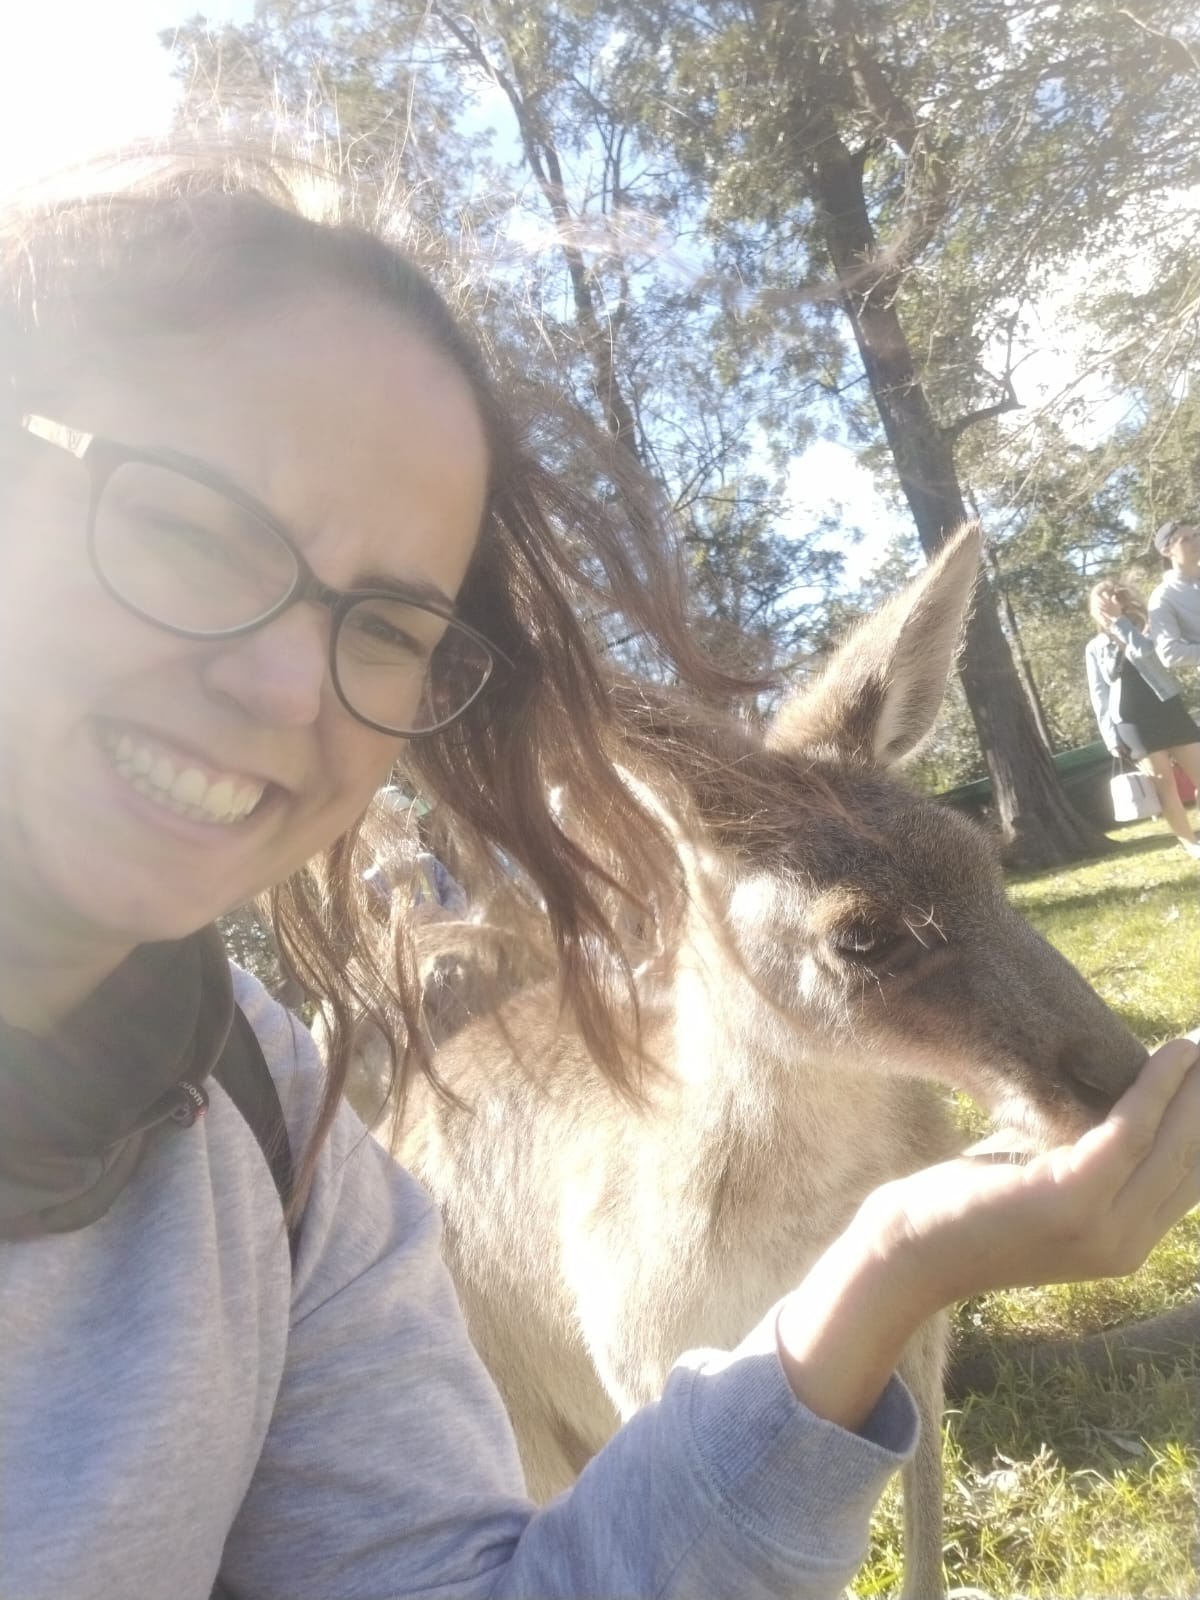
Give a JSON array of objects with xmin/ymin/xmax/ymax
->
[
  {"xmin": 131, "ymin": 506, "xmax": 235, "ymax": 564},
  {"xmin": 342, "ymin": 605, "xmax": 429, "ymax": 661}
]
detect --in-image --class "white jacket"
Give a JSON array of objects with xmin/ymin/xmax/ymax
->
[{"xmin": 1085, "ymin": 618, "xmax": 1183, "ymax": 752}]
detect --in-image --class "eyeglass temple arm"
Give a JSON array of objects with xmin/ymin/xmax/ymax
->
[{"xmin": 20, "ymin": 413, "xmax": 94, "ymax": 459}]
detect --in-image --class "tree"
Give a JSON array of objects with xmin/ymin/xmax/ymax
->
[
  {"xmin": 604, "ymin": 0, "xmax": 1200, "ymax": 864},
  {"xmin": 167, "ymin": 2, "xmax": 843, "ymax": 680},
  {"xmin": 165, "ymin": 0, "xmax": 1200, "ymax": 861}
]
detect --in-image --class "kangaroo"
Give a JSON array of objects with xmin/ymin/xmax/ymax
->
[{"xmin": 386, "ymin": 527, "xmax": 1147, "ymax": 1600}]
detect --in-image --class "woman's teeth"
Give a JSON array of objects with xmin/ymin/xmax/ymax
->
[{"xmin": 104, "ymin": 731, "xmax": 265, "ymax": 825}]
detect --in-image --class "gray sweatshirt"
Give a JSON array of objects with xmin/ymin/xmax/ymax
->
[
  {"xmin": 0, "ymin": 968, "xmax": 916, "ymax": 1600},
  {"xmin": 1149, "ymin": 571, "xmax": 1200, "ymax": 672}
]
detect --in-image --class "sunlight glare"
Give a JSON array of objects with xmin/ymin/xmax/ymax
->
[{"xmin": 0, "ymin": 4, "xmax": 238, "ymax": 193}]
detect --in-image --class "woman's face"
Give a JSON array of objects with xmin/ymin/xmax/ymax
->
[
  {"xmin": 0, "ymin": 292, "xmax": 490, "ymax": 953},
  {"xmin": 1169, "ymin": 526, "xmax": 1200, "ymax": 573}
]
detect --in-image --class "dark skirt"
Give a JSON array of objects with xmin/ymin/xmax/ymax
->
[{"xmin": 1115, "ymin": 669, "xmax": 1200, "ymax": 759}]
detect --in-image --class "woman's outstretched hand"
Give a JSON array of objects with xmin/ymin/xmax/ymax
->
[
  {"xmin": 872, "ymin": 1033, "xmax": 1200, "ymax": 1304},
  {"xmin": 776, "ymin": 1035, "xmax": 1200, "ymax": 1432}
]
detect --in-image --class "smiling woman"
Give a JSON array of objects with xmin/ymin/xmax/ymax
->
[
  {"xmin": 1, "ymin": 145, "xmax": 1200, "ymax": 1600},
  {"xmin": 2, "ymin": 291, "xmax": 489, "ymax": 993}
]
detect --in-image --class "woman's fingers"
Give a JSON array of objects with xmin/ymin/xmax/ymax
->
[
  {"xmin": 1069, "ymin": 1037, "xmax": 1200, "ymax": 1185},
  {"xmin": 1115, "ymin": 1053, "xmax": 1200, "ymax": 1225},
  {"xmin": 863, "ymin": 1038, "xmax": 1200, "ymax": 1308},
  {"xmin": 1150, "ymin": 1161, "xmax": 1200, "ymax": 1248},
  {"xmin": 1050, "ymin": 1041, "xmax": 1200, "ymax": 1278}
]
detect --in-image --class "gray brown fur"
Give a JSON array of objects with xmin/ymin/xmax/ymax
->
[{"xmin": 377, "ymin": 528, "xmax": 1145, "ymax": 1599}]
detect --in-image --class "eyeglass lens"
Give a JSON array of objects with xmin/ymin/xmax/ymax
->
[
  {"xmin": 335, "ymin": 595, "xmax": 492, "ymax": 733},
  {"xmin": 96, "ymin": 462, "xmax": 296, "ymax": 631},
  {"xmin": 93, "ymin": 461, "xmax": 491, "ymax": 734}
]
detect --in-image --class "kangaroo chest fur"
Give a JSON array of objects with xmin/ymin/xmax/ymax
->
[{"xmin": 403, "ymin": 942, "xmax": 956, "ymax": 1500}]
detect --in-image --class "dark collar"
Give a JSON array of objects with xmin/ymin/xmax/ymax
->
[{"xmin": 0, "ymin": 926, "xmax": 233, "ymax": 1237}]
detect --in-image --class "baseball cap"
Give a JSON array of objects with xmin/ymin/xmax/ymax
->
[{"xmin": 1153, "ymin": 518, "xmax": 1193, "ymax": 554}]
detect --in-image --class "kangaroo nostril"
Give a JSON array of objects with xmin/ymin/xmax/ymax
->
[
  {"xmin": 1057, "ymin": 1035, "xmax": 1147, "ymax": 1121},
  {"xmin": 1065, "ymin": 1074, "xmax": 1117, "ymax": 1120}
]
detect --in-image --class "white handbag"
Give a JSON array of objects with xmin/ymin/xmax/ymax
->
[{"xmin": 1109, "ymin": 760, "xmax": 1162, "ymax": 822}]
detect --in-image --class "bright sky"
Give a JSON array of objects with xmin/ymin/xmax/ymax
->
[
  {"xmin": 0, "ymin": 3, "xmax": 249, "ymax": 189},
  {"xmin": 0, "ymin": 4, "xmax": 894, "ymax": 589},
  {"xmin": 784, "ymin": 442, "xmax": 900, "ymax": 585},
  {"xmin": 0, "ymin": 3, "xmax": 1148, "ymax": 597}
]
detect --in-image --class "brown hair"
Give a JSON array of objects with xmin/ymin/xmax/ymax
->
[
  {"xmin": 0, "ymin": 147, "xmax": 753, "ymax": 1203},
  {"xmin": 1087, "ymin": 579, "xmax": 1148, "ymax": 632}
]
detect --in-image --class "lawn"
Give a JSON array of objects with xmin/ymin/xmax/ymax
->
[{"xmin": 856, "ymin": 820, "xmax": 1200, "ymax": 1600}]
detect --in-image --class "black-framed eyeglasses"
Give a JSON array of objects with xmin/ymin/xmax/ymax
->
[{"xmin": 19, "ymin": 412, "xmax": 506, "ymax": 737}]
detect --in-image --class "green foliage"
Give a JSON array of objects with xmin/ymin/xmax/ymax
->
[
  {"xmin": 583, "ymin": 1, "xmax": 1200, "ymax": 845},
  {"xmin": 862, "ymin": 1425, "xmax": 1197, "ymax": 1598},
  {"xmin": 617, "ymin": 2, "xmax": 1200, "ymax": 426},
  {"xmin": 166, "ymin": 0, "xmax": 846, "ymax": 677},
  {"xmin": 164, "ymin": 0, "xmax": 1200, "ymax": 836}
]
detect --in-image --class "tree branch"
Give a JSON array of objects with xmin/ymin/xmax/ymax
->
[
  {"xmin": 942, "ymin": 374, "xmax": 1021, "ymax": 443},
  {"xmin": 942, "ymin": 313, "xmax": 1023, "ymax": 442},
  {"xmin": 946, "ymin": 1300, "xmax": 1199, "ymax": 1400},
  {"xmin": 429, "ymin": 5, "xmax": 643, "ymax": 460},
  {"xmin": 1116, "ymin": 8, "xmax": 1200, "ymax": 74},
  {"xmin": 832, "ymin": 12, "xmax": 955, "ymax": 287}
]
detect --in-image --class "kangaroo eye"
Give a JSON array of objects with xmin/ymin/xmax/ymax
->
[{"xmin": 830, "ymin": 922, "xmax": 906, "ymax": 964}]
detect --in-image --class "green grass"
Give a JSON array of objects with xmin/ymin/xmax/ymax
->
[
  {"xmin": 1006, "ymin": 818, "xmax": 1200, "ymax": 1045},
  {"xmin": 855, "ymin": 821, "xmax": 1200, "ymax": 1600}
]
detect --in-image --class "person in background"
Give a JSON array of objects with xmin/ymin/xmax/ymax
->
[
  {"xmin": 1086, "ymin": 579, "xmax": 1200, "ymax": 860},
  {"xmin": 363, "ymin": 787, "xmax": 468, "ymax": 919},
  {"xmin": 1149, "ymin": 518, "xmax": 1200, "ymax": 674},
  {"xmin": 3, "ymin": 148, "xmax": 1200, "ymax": 1600}
]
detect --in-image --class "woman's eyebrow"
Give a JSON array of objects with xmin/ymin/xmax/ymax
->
[
  {"xmin": 353, "ymin": 570, "xmax": 457, "ymax": 610},
  {"xmin": 134, "ymin": 443, "xmax": 461, "ymax": 614}
]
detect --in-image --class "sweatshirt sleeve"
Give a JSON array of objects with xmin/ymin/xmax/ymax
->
[
  {"xmin": 220, "ymin": 977, "xmax": 917, "ymax": 1600},
  {"xmin": 1109, "ymin": 615, "xmax": 1160, "ymax": 666},
  {"xmin": 1150, "ymin": 589, "xmax": 1200, "ymax": 670}
]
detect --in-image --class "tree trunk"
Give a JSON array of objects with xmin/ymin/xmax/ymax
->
[
  {"xmin": 811, "ymin": 144, "xmax": 1108, "ymax": 867},
  {"xmin": 988, "ymin": 546, "xmax": 1057, "ymax": 753}
]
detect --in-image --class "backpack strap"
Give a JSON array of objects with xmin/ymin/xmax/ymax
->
[{"xmin": 212, "ymin": 1007, "xmax": 301, "ymax": 1268}]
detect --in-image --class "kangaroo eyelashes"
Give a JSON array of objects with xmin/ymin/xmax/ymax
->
[
  {"xmin": 829, "ymin": 922, "xmax": 907, "ymax": 963},
  {"xmin": 826, "ymin": 922, "xmax": 936, "ymax": 979}
]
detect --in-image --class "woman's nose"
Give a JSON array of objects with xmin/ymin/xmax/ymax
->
[{"xmin": 200, "ymin": 601, "xmax": 332, "ymax": 728}]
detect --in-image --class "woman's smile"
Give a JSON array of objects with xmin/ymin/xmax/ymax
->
[
  {"xmin": 0, "ymin": 293, "xmax": 488, "ymax": 956},
  {"xmin": 97, "ymin": 721, "xmax": 267, "ymax": 826}
]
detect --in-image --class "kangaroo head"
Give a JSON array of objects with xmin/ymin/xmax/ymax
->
[{"xmin": 674, "ymin": 527, "xmax": 1145, "ymax": 1144}]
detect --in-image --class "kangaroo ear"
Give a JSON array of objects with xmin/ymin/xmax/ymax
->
[{"xmin": 766, "ymin": 524, "xmax": 982, "ymax": 768}]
